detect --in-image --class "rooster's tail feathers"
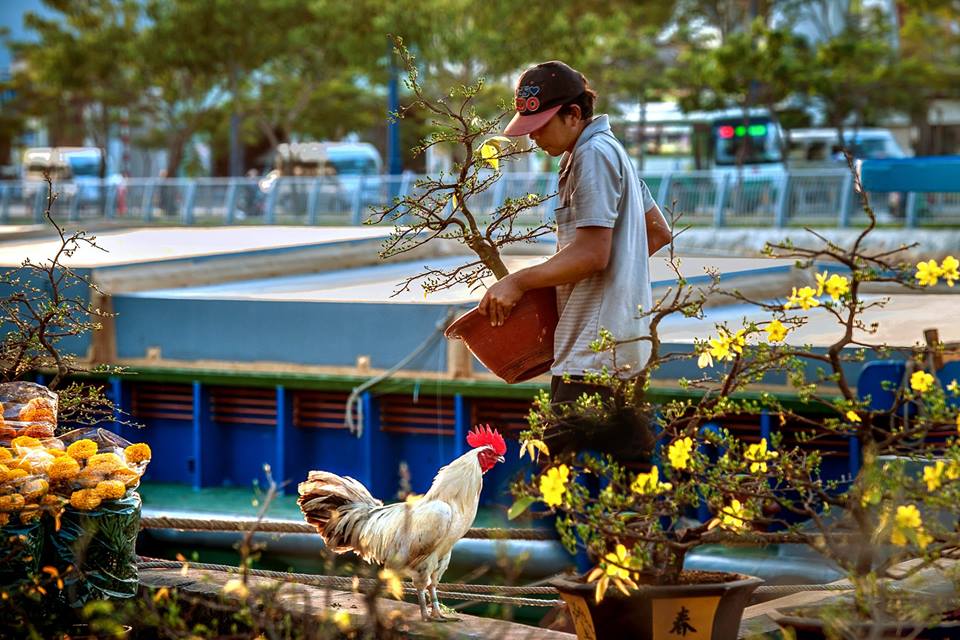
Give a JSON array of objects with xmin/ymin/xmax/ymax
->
[{"xmin": 297, "ymin": 471, "xmax": 382, "ymax": 552}]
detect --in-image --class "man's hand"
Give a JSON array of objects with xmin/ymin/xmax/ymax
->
[{"xmin": 478, "ymin": 274, "xmax": 526, "ymax": 327}]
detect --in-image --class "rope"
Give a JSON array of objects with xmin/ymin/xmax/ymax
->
[
  {"xmin": 754, "ymin": 583, "xmax": 852, "ymax": 596},
  {"xmin": 137, "ymin": 557, "xmax": 562, "ymax": 607},
  {"xmin": 139, "ymin": 515, "xmax": 557, "ymax": 541}
]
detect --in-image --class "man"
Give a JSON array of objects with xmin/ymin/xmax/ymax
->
[{"xmin": 479, "ymin": 61, "xmax": 671, "ymax": 410}]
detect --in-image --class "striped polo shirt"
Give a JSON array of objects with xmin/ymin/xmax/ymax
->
[{"xmin": 553, "ymin": 114, "xmax": 656, "ymax": 377}]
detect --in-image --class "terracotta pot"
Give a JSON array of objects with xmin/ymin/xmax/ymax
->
[
  {"xmin": 551, "ymin": 573, "xmax": 762, "ymax": 640},
  {"xmin": 444, "ymin": 287, "xmax": 558, "ymax": 384},
  {"xmin": 770, "ymin": 609, "xmax": 960, "ymax": 639}
]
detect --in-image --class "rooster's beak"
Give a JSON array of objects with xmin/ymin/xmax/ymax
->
[{"xmin": 497, "ymin": 456, "xmax": 505, "ymax": 463}]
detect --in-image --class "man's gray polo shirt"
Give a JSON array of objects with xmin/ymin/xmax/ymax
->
[{"xmin": 553, "ymin": 114, "xmax": 656, "ymax": 377}]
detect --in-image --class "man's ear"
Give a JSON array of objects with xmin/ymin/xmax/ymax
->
[{"xmin": 563, "ymin": 104, "xmax": 582, "ymax": 124}]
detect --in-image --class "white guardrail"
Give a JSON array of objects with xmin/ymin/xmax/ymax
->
[{"xmin": 1, "ymin": 171, "xmax": 957, "ymax": 228}]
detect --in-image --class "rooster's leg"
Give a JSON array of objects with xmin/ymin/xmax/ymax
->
[{"xmin": 416, "ymin": 587, "xmax": 431, "ymax": 621}]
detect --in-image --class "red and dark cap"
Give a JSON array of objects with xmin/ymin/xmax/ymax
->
[{"xmin": 504, "ymin": 61, "xmax": 586, "ymax": 137}]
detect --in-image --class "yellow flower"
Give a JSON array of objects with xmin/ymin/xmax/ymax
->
[
  {"xmin": 719, "ymin": 499, "xmax": 750, "ymax": 530},
  {"xmin": 947, "ymin": 461, "xmax": 960, "ymax": 481},
  {"xmin": 765, "ymin": 319, "xmax": 788, "ymax": 343},
  {"xmin": 784, "ymin": 286, "xmax": 820, "ymax": 311},
  {"xmin": 744, "ymin": 438, "xmax": 778, "ymax": 474},
  {"xmin": 948, "ymin": 380, "xmax": 960, "ymax": 396},
  {"xmin": 910, "ymin": 371, "xmax": 935, "ymax": 393},
  {"xmin": 48, "ymin": 455, "xmax": 80, "ymax": 481},
  {"xmin": 824, "ymin": 274, "xmax": 850, "ymax": 301},
  {"xmin": 479, "ymin": 141, "xmax": 500, "ymax": 171},
  {"xmin": 330, "ymin": 610, "xmax": 352, "ymax": 632},
  {"xmin": 69, "ymin": 489, "xmax": 102, "ymax": 511},
  {"xmin": 539, "ymin": 465, "xmax": 570, "ymax": 507},
  {"xmin": 519, "ymin": 439, "xmax": 549, "ymax": 463},
  {"xmin": 890, "ymin": 504, "xmax": 924, "ymax": 547},
  {"xmin": 124, "ymin": 443, "xmax": 152, "ymax": 464},
  {"xmin": 630, "ymin": 465, "xmax": 672, "ymax": 495},
  {"xmin": 845, "ymin": 410, "xmax": 862, "ymax": 423},
  {"xmin": 0, "ymin": 448, "xmax": 11, "ymax": 463},
  {"xmin": 11, "ymin": 436, "xmax": 41, "ymax": 449},
  {"xmin": 0, "ymin": 493, "xmax": 26, "ymax": 512},
  {"xmin": 861, "ymin": 484, "xmax": 882, "ymax": 507},
  {"xmin": 668, "ymin": 437, "xmax": 694, "ymax": 471},
  {"xmin": 603, "ymin": 544, "xmax": 632, "ymax": 579},
  {"xmin": 222, "ymin": 578, "xmax": 249, "ymax": 599},
  {"xmin": 704, "ymin": 328, "xmax": 747, "ymax": 364},
  {"xmin": 940, "ymin": 256, "xmax": 958, "ymax": 287},
  {"xmin": 2, "ymin": 468, "xmax": 27, "ymax": 481},
  {"xmin": 87, "ymin": 452, "xmax": 124, "ymax": 472},
  {"xmin": 378, "ymin": 568, "xmax": 404, "ymax": 600},
  {"xmin": 697, "ymin": 350, "xmax": 714, "ymax": 369},
  {"xmin": 957, "ymin": 412, "xmax": 960, "ymax": 435},
  {"xmin": 66, "ymin": 439, "xmax": 98, "ymax": 460},
  {"xmin": 94, "ymin": 480, "xmax": 126, "ymax": 501},
  {"xmin": 815, "ymin": 271, "xmax": 829, "ymax": 296},
  {"xmin": 923, "ymin": 461, "xmax": 946, "ymax": 492},
  {"xmin": 916, "ymin": 259, "xmax": 942, "ymax": 287}
]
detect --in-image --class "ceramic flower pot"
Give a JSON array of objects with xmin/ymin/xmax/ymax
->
[
  {"xmin": 551, "ymin": 572, "xmax": 762, "ymax": 640},
  {"xmin": 444, "ymin": 286, "xmax": 558, "ymax": 384}
]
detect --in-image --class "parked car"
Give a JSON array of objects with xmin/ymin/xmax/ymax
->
[{"xmin": 22, "ymin": 147, "xmax": 125, "ymax": 210}]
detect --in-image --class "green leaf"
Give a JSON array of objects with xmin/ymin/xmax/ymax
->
[{"xmin": 508, "ymin": 496, "xmax": 536, "ymax": 521}]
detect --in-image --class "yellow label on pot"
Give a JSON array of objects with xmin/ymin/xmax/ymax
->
[
  {"xmin": 651, "ymin": 595, "xmax": 720, "ymax": 640},
  {"xmin": 559, "ymin": 593, "xmax": 597, "ymax": 640}
]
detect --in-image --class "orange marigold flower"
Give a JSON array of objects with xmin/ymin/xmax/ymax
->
[
  {"xmin": 2, "ymin": 468, "xmax": 27, "ymax": 481},
  {"xmin": 66, "ymin": 439, "xmax": 98, "ymax": 460},
  {"xmin": 87, "ymin": 452, "xmax": 124, "ymax": 472},
  {"xmin": 19, "ymin": 507, "xmax": 41, "ymax": 523},
  {"xmin": 124, "ymin": 443, "xmax": 152, "ymax": 464},
  {"xmin": 0, "ymin": 448, "xmax": 11, "ymax": 463},
  {"xmin": 18, "ymin": 398, "xmax": 56, "ymax": 425},
  {"xmin": 48, "ymin": 456, "xmax": 80, "ymax": 481},
  {"xmin": 94, "ymin": 480, "xmax": 126, "ymax": 500},
  {"xmin": 0, "ymin": 494, "xmax": 26, "ymax": 512},
  {"xmin": 0, "ymin": 512, "xmax": 8, "ymax": 527},
  {"xmin": 11, "ymin": 436, "xmax": 41, "ymax": 449},
  {"xmin": 69, "ymin": 489, "xmax": 102, "ymax": 511}
]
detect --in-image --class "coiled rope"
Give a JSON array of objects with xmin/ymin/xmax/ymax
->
[{"xmin": 139, "ymin": 515, "xmax": 557, "ymax": 541}]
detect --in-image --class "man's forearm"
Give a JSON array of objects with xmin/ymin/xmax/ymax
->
[{"xmin": 512, "ymin": 242, "xmax": 606, "ymax": 291}]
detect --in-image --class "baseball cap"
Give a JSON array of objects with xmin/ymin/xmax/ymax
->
[{"xmin": 504, "ymin": 61, "xmax": 586, "ymax": 137}]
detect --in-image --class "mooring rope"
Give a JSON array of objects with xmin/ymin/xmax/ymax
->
[
  {"xmin": 139, "ymin": 515, "xmax": 556, "ymax": 541},
  {"xmin": 137, "ymin": 557, "xmax": 562, "ymax": 607}
]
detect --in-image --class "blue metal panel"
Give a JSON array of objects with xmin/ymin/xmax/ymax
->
[
  {"xmin": 112, "ymin": 298, "xmax": 452, "ymax": 372},
  {"xmin": 360, "ymin": 391, "xmax": 377, "ymax": 490},
  {"xmin": 857, "ymin": 360, "xmax": 906, "ymax": 411},
  {"xmin": 275, "ymin": 385, "xmax": 294, "ymax": 493},
  {"xmin": 453, "ymin": 394, "xmax": 469, "ymax": 458},
  {"xmin": 938, "ymin": 361, "xmax": 960, "ymax": 409},
  {"xmin": 221, "ymin": 422, "xmax": 275, "ymax": 488},
  {"xmin": 192, "ymin": 382, "xmax": 219, "ymax": 490},
  {"xmin": 139, "ymin": 417, "xmax": 193, "ymax": 484},
  {"xmin": 290, "ymin": 427, "xmax": 367, "ymax": 490},
  {"xmin": 861, "ymin": 156, "xmax": 960, "ymax": 193}
]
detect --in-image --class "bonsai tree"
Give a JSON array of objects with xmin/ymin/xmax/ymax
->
[
  {"xmin": 510, "ymin": 164, "xmax": 960, "ymax": 637},
  {"xmin": 367, "ymin": 38, "xmax": 555, "ymax": 297}
]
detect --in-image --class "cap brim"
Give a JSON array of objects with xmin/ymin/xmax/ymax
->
[{"xmin": 503, "ymin": 104, "xmax": 563, "ymax": 137}]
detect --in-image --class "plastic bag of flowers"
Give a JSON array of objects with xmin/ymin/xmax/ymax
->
[
  {"xmin": 0, "ymin": 382, "xmax": 58, "ymax": 442},
  {"xmin": 45, "ymin": 428, "xmax": 151, "ymax": 607},
  {"xmin": 0, "ymin": 440, "xmax": 52, "ymax": 585}
]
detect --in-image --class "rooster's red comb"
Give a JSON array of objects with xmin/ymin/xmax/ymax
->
[{"xmin": 466, "ymin": 424, "xmax": 506, "ymax": 456}]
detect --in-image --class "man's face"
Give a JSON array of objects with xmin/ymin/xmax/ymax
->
[{"xmin": 528, "ymin": 107, "xmax": 583, "ymax": 157}]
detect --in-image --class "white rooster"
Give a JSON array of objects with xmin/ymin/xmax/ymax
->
[{"xmin": 298, "ymin": 425, "xmax": 507, "ymax": 621}]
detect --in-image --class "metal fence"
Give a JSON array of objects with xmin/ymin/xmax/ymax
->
[{"xmin": 2, "ymin": 170, "xmax": 956, "ymax": 228}]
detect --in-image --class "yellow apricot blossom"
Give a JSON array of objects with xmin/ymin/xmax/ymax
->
[
  {"xmin": 744, "ymin": 438, "xmax": 778, "ymax": 473},
  {"xmin": 940, "ymin": 256, "xmax": 958, "ymax": 287},
  {"xmin": 765, "ymin": 319, "xmax": 788, "ymax": 343},
  {"xmin": 846, "ymin": 410, "xmax": 862, "ymax": 423},
  {"xmin": 916, "ymin": 260, "xmax": 942, "ymax": 287},
  {"xmin": 539, "ymin": 465, "xmax": 570, "ymax": 507},
  {"xmin": 824, "ymin": 274, "xmax": 850, "ymax": 301},
  {"xmin": 784, "ymin": 286, "xmax": 820, "ymax": 311},
  {"xmin": 719, "ymin": 499, "xmax": 750, "ymax": 531},
  {"xmin": 668, "ymin": 437, "xmax": 695, "ymax": 471},
  {"xmin": 603, "ymin": 544, "xmax": 632, "ymax": 579},
  {"xmin": 923, "ymin": 461, "xmax": 946, "ymax": 492},
  {"xmin": 910, "ymin": 371, "xmax": 935, "ymax": 394},
  {"xmin": 890, "ymin": 504, "xmax": 927, "ymax": 549},
  {"xmin": 630, "ymin": 465, "xmax": 672, "ymax": 495}
]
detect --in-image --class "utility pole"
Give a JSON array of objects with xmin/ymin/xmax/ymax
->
[{"xmin": 387, "ymin": 41, "xmax": 402, "ymax": 176}]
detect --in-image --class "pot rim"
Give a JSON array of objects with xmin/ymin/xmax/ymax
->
[{"xmin": 550, "ymin": 572, "xmax": 763, "ymax": 599}]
